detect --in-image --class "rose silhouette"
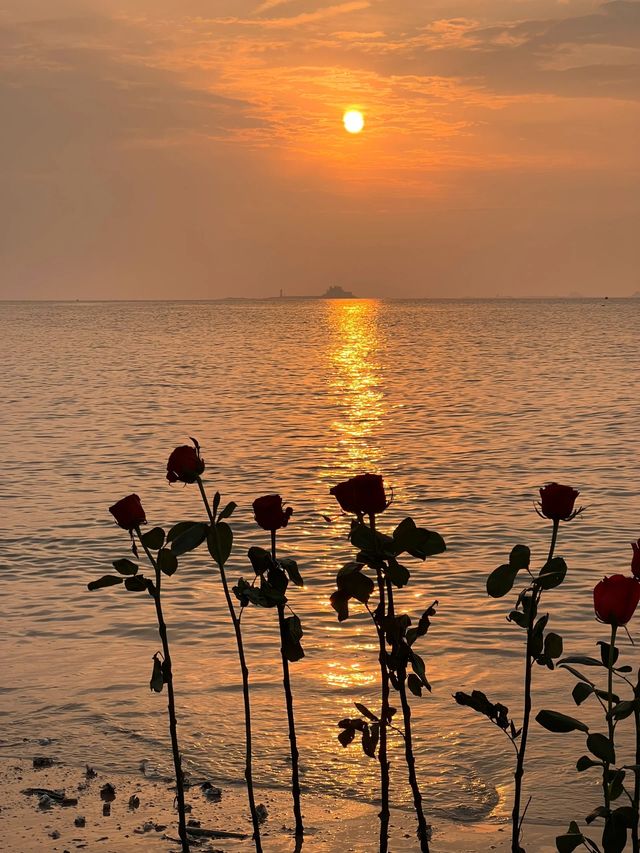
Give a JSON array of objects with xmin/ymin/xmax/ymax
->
[
  {"xmin": 166, "ymin": 440, "xmax": 205, "ymax": 484},
  {"xmin": 330, "ymin": 474, "xmax": 388, "ymax": 517},
  {"xmin": 631, "ymin": 539, "xmax": 640, "ymax": 581},
  {"xmin": 538, "ymin": 482, "xmax": 580, "ymax": 521},
  {"xmin": 109, "ymin": 494, "xmax": 146, "ymax": 531},
  {"xmin": 252, "ymin": 494, "xmax": 293, "ymax": 531},
  {"xmin": 594, "ymin": 574, "xmax": 640, "ymax": 626}
]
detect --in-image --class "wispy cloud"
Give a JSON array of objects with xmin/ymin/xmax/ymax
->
[
  {"xmin": 254, "ymin": 0, "xmax": 296, "ymax": 13},
  {"xmin": 221, "ymin": 1, "xmax": 371, "ymax": 28}
]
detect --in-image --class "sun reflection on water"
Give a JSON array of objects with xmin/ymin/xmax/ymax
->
[
  {"xmin": 323, "ymin": 660, "xmax": 377, "ymax": 689},
  {"xmin": 324, "ymin": 299, "xmax": 386, "ymax": 472}
]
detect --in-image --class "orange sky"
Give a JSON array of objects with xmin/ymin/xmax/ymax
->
[{"xmin": 1, "ymin": 0, "xmax": 639, "ymax": 298}]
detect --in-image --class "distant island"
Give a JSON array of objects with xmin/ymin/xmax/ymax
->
[
  {"xmin": 321, "ymin": 285, "xmax": 355, "ymax": 298},
  {"xmin": 273, "ymin": 285, "xmax": 356, "ymax": 299},
  {"xmin": 219, "ymin": 285, "xmax": 359, "ymax": 302}
]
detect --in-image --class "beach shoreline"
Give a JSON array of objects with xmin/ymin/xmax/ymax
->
[{"xmin": 0, "ymin": 754, "xmax": 561, "ymax": 852}]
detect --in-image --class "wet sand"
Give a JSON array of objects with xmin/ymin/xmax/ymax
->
[{"xmin": 0, "ymin": 757, "xmax": 560, "ymax": 852}]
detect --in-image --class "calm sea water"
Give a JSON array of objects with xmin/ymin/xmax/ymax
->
[{"xmin": 1, "ymin": 298, "xmax": 640, "ymax": 832}]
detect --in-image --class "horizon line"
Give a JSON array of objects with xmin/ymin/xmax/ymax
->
[{"xmin": 0, "ymin": 295, "xmax": 633, "ymax": 304}]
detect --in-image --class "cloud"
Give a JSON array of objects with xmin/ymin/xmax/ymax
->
[
  {"xmin": 0, "ymin": 16, "xmax": 261, "ymax": 164},
  {"xmin": 204, "ymin": 1, "xmax": 370, "ymax": 29},
  {"xmin": 508, "ymin": 1, "xmax": 640, "ymax": 49},
  {"xmin": 309, "ymin": 1, "xmax": 640, "ymax": 100},
  {"xmin": 254, "ymin": 0, "xmax": 296, "ymax": 12}
]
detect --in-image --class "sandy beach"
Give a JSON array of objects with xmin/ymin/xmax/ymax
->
[{"xmin": 0, "ymin": 754, "xmax": 562, "ymax": 853}]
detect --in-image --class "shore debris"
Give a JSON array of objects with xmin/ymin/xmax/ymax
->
[
  {"xmin": 201, "ymin": 781, "xmax": 222, "ymax": 802},
  {"xmin": 99, "ymin": 782, "xmax": 116, "ymax": 802},
  {"xmin": 135, "ymin": 820, "xmax": 167, "ymax": 834},
  {"xmin": 23, "ymin": 787, "xmax": 64, "ymax": 801},
  {"xmin": 186, "ymin": 826, "xmax": 249, "ymax": 839}
]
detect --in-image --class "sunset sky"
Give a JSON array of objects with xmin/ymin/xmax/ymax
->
[{"xmin": 1, "ymin": 0, "xmax": 639, "ymax": 299}]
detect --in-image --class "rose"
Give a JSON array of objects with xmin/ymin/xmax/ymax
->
[
  {"xmin": 632, "ymin": 540, "xmax": 640, "ymax": 581},
  {"xmin": 538, "ymin": 482, "xmax": 580, "ymax": 521},
  {"xmin": 166, "ymin": 442, "xmax": 205, "ymax": 484},
  {"xmin": 593, "ymin": 574, "xmax": 640, "ymax": 626},
  {"xmin": 109, "ymin": 494, "xmax": 146, "ymax": 531},
  {"xmin": 330, "ymin": 474, "xmax": 388, "ymax": 517},
  {"xmin": 252, "ymin": 494, "xmax": 293, "ymax": 531}
]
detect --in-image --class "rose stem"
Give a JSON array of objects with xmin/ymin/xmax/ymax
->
[
  {"xmin": 136, "ymin": 528, "xmax": 190, "ymax": 853},
  {"xmin": 633, "ymin": 671, "xmax": 640, "ymax": 853},
  {"xmin": 397, "ymin": 658, "xmax": 430, "ymax": 851},
  {"xmin": 271, "ymin": 528, "xmax": 304, "ymax": 838},
  {"xmin": 603, "ymin": 625, "xmax": 617, "ymax": 846},
  {"xmin": 369, "ymin": 512, "xmax": 390, "ymax": 853},
  {"xmin": 196, "ymin": 479, "xmax": 263, "ymax": 853},
  {"xmin": 511, "ymin": 517, "xmax": 559, "ymax": 853},
  {"xmin": 387, "ymin": 568, "xmax": 429, "ymax": 852}
]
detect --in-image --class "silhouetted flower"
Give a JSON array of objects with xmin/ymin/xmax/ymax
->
[
  {"xmin": 593, "ymin": 574, "xmax": 640, "ymax": 626},
  {"xmin": 252, "ymin": 494, "xmax": 293, "ymax": 531},
  {"xmin": 166, "ymin": 439, "xmax": 205, "ymax": 484},
  {"xmin": 538, "ymin": 482, "xmax": 581, "ymax": 521},
  {"xmin": 109, "ymin": 494, "xmax": 146, "ymax": 531},
  {"xmin": 330, "ymin": 474, "xmax": 388, "ymax": 516},
  {"xmin": 632, "ymin": 540, "xmax": 640, "ymax": 581}
]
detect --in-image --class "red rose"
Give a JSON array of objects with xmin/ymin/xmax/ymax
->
[
  {"xmin": 330, "ymin": 474, "xmax": 388, "ymax": 517},
  {"xmin": 593, "ymin": 574, "xmax": 640, "ymax": 626},
  {"xmin": 109, "ymin": 494, "xmax": 146, "ymax": 531},
  {"xmin": 166, "ymin": 441, "xmax": 205, "ymax": 484},
  {"xmin": 538, "ymin": 483, "xmax": 580, "ymax": 521},
  {"xmin": 253, "ymin": 494, "xmax": 293, "ymax": 531},
  {"xmin": 632, "ymin": 540, "xmax": 640, "ymax": 581}
]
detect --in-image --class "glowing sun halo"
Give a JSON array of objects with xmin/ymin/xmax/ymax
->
[{"xmin": 343, "ymin": 110, "xmax": 364, "ymax": 134}]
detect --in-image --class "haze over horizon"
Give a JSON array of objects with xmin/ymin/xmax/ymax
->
[{"xmin": 1, "ymin": 0, "xmax": 639, "ymax": 300}]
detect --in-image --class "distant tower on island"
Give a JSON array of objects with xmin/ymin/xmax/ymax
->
[{"xmin": 323, "ymin": 285, "xmax": 355, "ymax": 298}]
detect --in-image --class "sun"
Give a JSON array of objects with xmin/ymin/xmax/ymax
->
[{"xmin": 343, "ymin": 109, "xmax": 365, "ymax": 134}]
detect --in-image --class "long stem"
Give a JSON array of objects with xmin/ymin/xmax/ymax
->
[
  {"xmin": 602, "ymin": 625, "xmax": 617, "ymax": 848},
  {"xmin": 398, "ymin": 664, "xmax": 430, "ymax": 852},
  {"xmin": 370, "ymin": 513, "xmax": 390, "ymax": 853},
  {"xmin": 633, "ymin": 670, "xmax": 640, "ymax": 853},
  {"xmin": 511, "ymin": 518, "xmax": 559, "ymax": 853},
  {"xmin": 271, "ymin": 529, "xmax": 304, "ymax": 839},
  {"xmin": 137, "ymin": 532, "xmax": 189, "ymax": 853},
  {"xmin": 197, "ymin": 479, "xmax": 262, "ymax": 853},
  {"xmin": 386, "ymin": 567, "xmax": 430, "ymax": 851},
  {"xmin": 511, "ymin": 620, "xmax": 533, "ymax": 853}
]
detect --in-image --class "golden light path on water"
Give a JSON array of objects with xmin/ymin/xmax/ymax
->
[
  {"xmin": 326, "ymin": 299, "xmax": 385, "ymax": 471},
  {"xmin": 318, "ymin": 299, "xmax": 385, "ymax": 692}
]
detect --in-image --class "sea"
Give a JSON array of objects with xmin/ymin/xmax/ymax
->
[{"xmin": 1, "ymin": 297, "xmax": 639, "ymax": 834}]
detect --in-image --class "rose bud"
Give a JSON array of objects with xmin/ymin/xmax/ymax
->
[
  {"xmin": 109, "ymin": 494, "xmax": 146, "ymax": 531},
  {"xmin": 593, "ymin": 574, "xmax": 640, "ymax": 626},
  {"xmin": 166, "ymin": 441, "xmax": 205, "ymax": 484},
  {"xmin": 538, "ymin": 482, "xmax": 581, "ymax": 521},
  {"xmin": 632, "ymin": 540, "xmax": 640, "ymax": 581},
  {"xmin": 330, "ymin": 474, "xmax": 388, "ymax": 517},
  {"xmin": 252, "ymin": 494, "xmax": 293, "ymax": 531}
]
